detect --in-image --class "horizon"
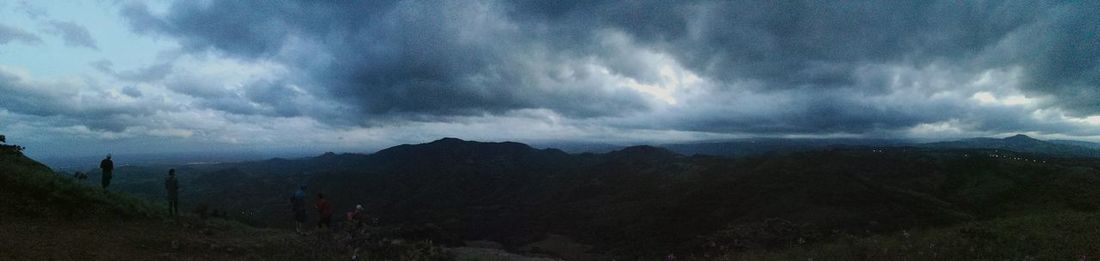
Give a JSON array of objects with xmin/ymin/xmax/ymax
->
[
  {"xmin": 3, "ymin": 1, "xmax": 1100, "ymax": 161},
  {"xmin": 34, "ymin": 132, "xmax": 1075, "ymax": 170}
]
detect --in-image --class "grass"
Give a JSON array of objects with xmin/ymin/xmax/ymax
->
[
  {"xmin": 0, "ymin": 150, "xmax": 469, "ymax": 260},
  {"xmin": 714, "ymin": 211, "xmax": 1100, "ymax": 260},
  {"xmin": 0, "ymin": 150, "xmax": 165, "ymax": 220},
  {"xmin": 0, "ymin": 149, "xmax": 379, "ymax": 260}
]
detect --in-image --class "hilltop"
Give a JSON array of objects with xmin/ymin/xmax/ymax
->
[
  {"xmin": 922, "ymin": 134, "xmax": 1100, "ymax": 157},
  {"xmin": 0, "ymin": 142, "xmax": 460, "ymax": 260},
  {"xmin": 90, "ymin": 137, "xmax": 1100, "ymax": 259}
]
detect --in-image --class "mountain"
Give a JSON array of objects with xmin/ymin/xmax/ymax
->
[
  {"xmin": 1050, "ymin": 139, "xmax": 1100, "ymax": 150},
  {"xmin": 660, "ymin": 138, "xmax": 908, "ymax": 157},
  {"xmin": 661, "ymin": 135, "xmax": 1100, "ymax": 159},
  {"xmin": 96, "ymin": 137, "xmax": 1100, "ymax": 260},
  {"xmin": 923, "ymin": 134, "xmax": 1100, "ymax": 157}
]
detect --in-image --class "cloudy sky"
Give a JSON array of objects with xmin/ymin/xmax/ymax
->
[{"xmin": 1, "ymin": 0, "xmax": 1098, "ymax": 160}]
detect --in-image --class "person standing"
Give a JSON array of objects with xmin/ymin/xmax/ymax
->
[
  {"xmin": 290, "ymin": 185, "xmax": 307, "ymax": 234},
  {"xmin": 99, "ymin": 154, "xmax": 114, "ymax": 189},
  {"xmin": 349, "ymin": 204, "xmax": 367, "ymax": 230},
  {"xmin": 315, "ymin": 193, "xmax": 334, "ymax": 229},
  {"xmin": 165, "ymin": 169, "xmax": 180, "ymax": 216}
]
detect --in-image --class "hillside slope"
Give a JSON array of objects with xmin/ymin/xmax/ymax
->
[{"xmin": 0, "ymin": 146, "xmax": 351, "ymax": 260}]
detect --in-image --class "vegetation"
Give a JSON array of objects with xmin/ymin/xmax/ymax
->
[
  {"xmin": 718, "ymin": 211, "xmax": 1100, "ymax": 260},
  {"xmin": 95, "ymin": 138, "xmax": 1100, "ymax": 259},
  {"xmin": 0, "ymin": 140, "xmax": 458, "ymax": 260},
  {"xmin": 16, "ymin": 135, "xmax": 1100, "ymax": 259},
  {"xmin": 0, "ymin": 143, "xmax": 162, "ymax": 220}
]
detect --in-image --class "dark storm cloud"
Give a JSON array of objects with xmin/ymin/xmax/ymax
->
[
  {"xmin": 0, "ymin": 68, "xmax": 166, "ymax": 132},
  {"xmin": 988, "ymin": 3, "xmax": 1100, "ymax": 116},
  {"xmin": 46, "ymin": 20, "xmax": 99, "ymax": 50},
  {"xmin": 120, "ymin": 0, "xmax": 1100, "ymax": 135},
  {"xmin": 122, "ymin": 0, "xmax": 653, "ymax": 120},
  {"xmin": 0, "ymin": 23, "xmax": 42, "ymax": 45}
]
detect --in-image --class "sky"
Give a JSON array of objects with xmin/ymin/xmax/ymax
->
[{"xmin": 1, "ymin": 0, "xmax": 1099, "ymax": 160}]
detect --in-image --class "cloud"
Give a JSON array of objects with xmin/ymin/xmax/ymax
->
[
  {"xmin": 0, "ymin": 66, "xmax": 175, "ymax": 132},
  {"xmin": 46, "ymin": 20, "xmax": 99, "ymax": 50},
  {"xmin": 113, "ymin": 0, "xmax": 1100, "ymax": 136},
  {"xmin": 120, "ymin": 1, "xmax": 666, "ymax": 122},
  {"xmin": 980, "ymin": 2, "xmax": 1100, "ymax": 116},
  {"xmin": 0, "ymin": 23, "xmax": 43, "ymax": 45},
  {"xmin": 15, "ymin": 1, "xmax": 48, "ymax": 20}
]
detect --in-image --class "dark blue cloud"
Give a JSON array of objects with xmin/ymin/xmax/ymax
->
[{"xmin": 118, "ymin": 0, "xmax": 1100, "ymax": 135}]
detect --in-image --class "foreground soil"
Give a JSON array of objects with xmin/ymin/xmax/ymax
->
[{"xmin": 0, "ymin": 216, "xmax": 345, "ymax": 260}]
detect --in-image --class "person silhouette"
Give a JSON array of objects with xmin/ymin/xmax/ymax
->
[
  {"xmin": 315, "ymin": 193, "xmax": 334, "ymax": 229},
  {"xmin": 100, "ymin": 154, "xmax": 114, "ymax": 189},
  {"xmin": 290, "ymin": 185, "xmax": 307, "ymax": 233},
  {"xmin": 165, "ymin": 169, "xmax": 180, "ymax": 216}
]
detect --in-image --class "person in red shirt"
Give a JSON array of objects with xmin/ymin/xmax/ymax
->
[{"xmin": 315, "ymin": 193, "xmax": 334, "ymax": 229}]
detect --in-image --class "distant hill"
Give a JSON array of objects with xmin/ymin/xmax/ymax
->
[
  {"xmin": 923, "ymin": 134, "xmax": 1100, "ymax": 157},
  {"xmin": 660, "ymin": 138, "xmax": 908, "ymax": 157},
  {"xmin": 658, "ymin": 135, "xmax": 1100, "ymax": 159},
  {"xmin": 1050, "ymin": 139, "xmax": 1100, "ymax": 150}
]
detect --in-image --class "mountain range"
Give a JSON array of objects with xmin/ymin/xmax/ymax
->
[{"xmin": 77, "ymin": 134, "xmax": 1100, "ymax": 259}]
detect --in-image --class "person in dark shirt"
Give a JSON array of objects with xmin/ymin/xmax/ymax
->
[
  {"xmin": 290, "ymin": 185, "xmax": 307, "ymax": 233},
  {"xmin": 315, "ymin": 193, "xmax": 334, "ymax": 229},
  {"xmin": 100, "ymin": 155, "xmax": 114, "ymax": 189},
  {"xmin": 165, "ymin": 169, "xmax": 180, "ymax": 216}
]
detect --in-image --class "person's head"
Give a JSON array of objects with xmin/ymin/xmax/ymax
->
[
  {"xmin": 299, "ymin": 184, "xmax": 307, "ymax": 190},
  {"xmin": 106, "ymin": 154, "xmax": 111, "ymax": 159},
  {"xmin": 356, "ymin": 204, "xmax": 364, "ymax": 211},
  {"xmin": 317, "ymin": 193, "xmax": 325, "ymax": 199},
  {"xmin": 168, "ymin": 169, "xmax": 176, "ymax": 176}
]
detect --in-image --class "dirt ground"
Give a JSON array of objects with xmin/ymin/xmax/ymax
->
[{"xmin": 0, "ymin": 217, "xmax": 345, "ymax": 260}]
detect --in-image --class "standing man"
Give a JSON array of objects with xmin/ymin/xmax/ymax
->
[
  {"xmin": 315, "ymin": 193, "xmax": 334, "ymax": 230},
  {"xmin": 165, "ymin": 169, "xmax": 180, "ymax": 216},
  {"xmin": 100, "ymin": 154, "xmax": 114, "ymax": 189},
  {"xmin": 290, "ymin": 185, "xmax": 307, "ymax": 234}
]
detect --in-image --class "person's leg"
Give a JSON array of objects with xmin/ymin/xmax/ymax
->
[
  {"xmin": 102, "ymin": 172, "xmax": 111, "ymax": 189},
  {"xmin": 295, "ymin": 211, "xmax": 305, "ymax": 233}
]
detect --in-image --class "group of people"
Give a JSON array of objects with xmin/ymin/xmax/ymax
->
[
  {"xmin": 91, "ymin": 154, "xmax": 180, "ymax": 216},
  {"xmin": 289, "ymin": 185, "xmax": 367, "ymax": 234},
  {"xmin": 92, "ymin": 154, "xmax": 366, "ymax": 230}
]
